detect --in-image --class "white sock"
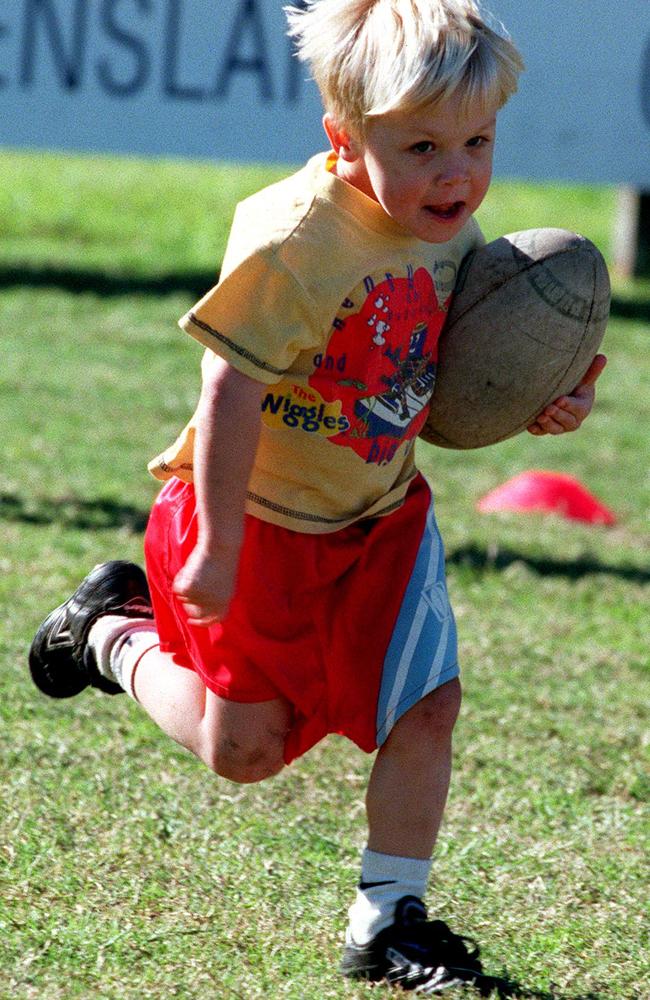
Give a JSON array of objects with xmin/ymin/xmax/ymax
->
[
  {"xmin": 346, "ymin": 848, "xmax": 432, "ymax": 946},
  {"xmin": 88, "ymin": 616, "xmax": 158, "ymax": 699}
]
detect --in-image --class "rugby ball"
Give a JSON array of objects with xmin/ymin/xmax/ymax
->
[{"xmin": 420, "ymin": 228, "xmax": 610, "ymax": 449}]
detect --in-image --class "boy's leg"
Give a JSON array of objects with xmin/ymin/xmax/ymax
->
[
  {"xmin": 345, "ymin": 679, "xmax": 460, "ymax": 949},
  {"xmin": 365, "ymin": 677, "xmax": 461, "ymax": 859},
  {"xmin": 342, "ymin": 679, "xmax": 483, "ymax": 990},
  {"xmin": 130, "ymin": 646, "xmax": 291, "ymax": 783},
  {"xmin": 29, "ymin": 560, "xmax": 291, "ymax": 785}
]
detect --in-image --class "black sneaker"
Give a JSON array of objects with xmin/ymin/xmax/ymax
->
[
  {"xmin": 29, "ymin": 561, "xmax": 153, "ymax": 698},
  {"xmin": 341, "ymin": 896, "xmax": 483, "ymax": 993}
]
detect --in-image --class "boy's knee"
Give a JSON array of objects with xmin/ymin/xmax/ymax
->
[
  {"xmin": 200, "ymin": 695, "xmax": 291, "ymax": 784},
  {"xmin": 423, "ymin": 677, "xmax": 462, "ymax": 734},
  {"xmin": 206, "ymin": 732, "xmax": 286, "ymax": 784},
  {"xmin": 390, "ymin": 678, "xmax": 462, "ymax": 750}
]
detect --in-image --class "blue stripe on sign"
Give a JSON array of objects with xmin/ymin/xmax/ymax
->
[{"xmin": 376, "ymin": 498, "xmax": 459, "ymax": 746}]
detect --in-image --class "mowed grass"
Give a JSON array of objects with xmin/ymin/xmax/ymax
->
[{"xmin": 0, "ymin": 149, "xmax": 648, "ymax": 1000}]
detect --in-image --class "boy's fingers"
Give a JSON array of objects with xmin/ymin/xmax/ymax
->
[
  {"xmin": 180, "ymin": 598, "xmax": 222, "ymax": 627},
  {"xmin": 527, "ymin": 355, "xmax": 605, "ymax": 437},
  {"xmin": 577, "ymin": 353, "xmax": 607, "ymax": 388},
  {"xmin": 534, "ymin": 414, "xmax": 574, "ymax": 435},
  {"xmin": 171, "ymin": 577, "xmax": 223, "ymax": 624},
  {"xmin": 186, "ymin": 613, "xmax": 220, "ymax": 628},
  {"xmin": 172, "ymin": 573, "xmax": 190, "ymax": 597},
  {"xmin": 529, "ymin": 395, "xmax": 588, "ymax": 434}
]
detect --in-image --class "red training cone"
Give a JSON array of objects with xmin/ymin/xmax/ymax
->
[{"xmin": 477, "ymin": 471, "xmax": 617, "ymax": 525}]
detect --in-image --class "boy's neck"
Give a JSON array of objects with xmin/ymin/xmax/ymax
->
[{"xmin": 329, "ymin": 151, "xmax": 379, "ymax": 205}]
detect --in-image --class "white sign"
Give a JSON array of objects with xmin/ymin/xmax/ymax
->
[{"xmin": 0, "ymin": 0, "xmax": 648, "ymax": 184}]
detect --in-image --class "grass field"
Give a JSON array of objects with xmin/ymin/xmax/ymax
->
[{"xmin": 0, "ymin": 149, "xmax": 648, "ymax": 1000}]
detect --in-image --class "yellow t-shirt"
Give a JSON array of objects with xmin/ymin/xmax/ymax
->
[{"xmin": 149, "ymin": 153, "xmax": 483, "ymax": 533}]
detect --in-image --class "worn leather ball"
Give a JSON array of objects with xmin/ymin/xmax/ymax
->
[{"xmin": 420, "ymin": 228, "xmax": 610, "ymax": 449}]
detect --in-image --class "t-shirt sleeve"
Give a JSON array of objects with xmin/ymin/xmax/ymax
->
[{"xmin": 179, "ymin": 250, "xmax": 321, "ymax": 385}]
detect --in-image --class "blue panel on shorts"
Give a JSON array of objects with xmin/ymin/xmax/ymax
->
[{"xmin": 375, "ymin": 498, "xmax": 459, "ymax": 746}]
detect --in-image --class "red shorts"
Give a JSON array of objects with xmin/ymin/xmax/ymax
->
[{"xmin": 144, "ymin": 474, "xmax": 459, "ymax": 764}]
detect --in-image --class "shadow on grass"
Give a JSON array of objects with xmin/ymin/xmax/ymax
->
[
  {"xmin": 447, "ymin": 543, "xmax": 650, "ymax": 585},
  {"xmin": 470, "ymin": 970, "xmax": 607, "ymax": 999},
  {"xmin": 0, "ymin": 492, "xmax": 148, "ymax": 533},
  {"xmin": 2, "ymin": 265, "xmax": 650, "ymax": 321},
  {"xmin": 0, "ymin": 264, "xmax": 650, "ymax": 321},
  {"xmin": 3, "ymin": 495, "xmax": 649, "ymax": 586},
  {"xmin": 0, "ymin": 263, "xmax": 217, "ymax": 300},
  {"xmin": 442, "ymin": 937, "xmax": 609, "ymax": 999},
  {"xmin": 609, "ymin": 294, "xmax": 650, "ymax": 322}
]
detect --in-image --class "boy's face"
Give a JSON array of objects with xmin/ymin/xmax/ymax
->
[{"xmin": 327, "ymin": 91, "xmax": 497, "ymax": 243}]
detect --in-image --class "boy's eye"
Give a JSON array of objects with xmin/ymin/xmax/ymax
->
[
  {"xmin": 410, "ymin": 141, "xmax": 435, "ymax": 154},
  {"xmin": 466, "ymin": 135, "xmax": 490, "ymax": 148}
]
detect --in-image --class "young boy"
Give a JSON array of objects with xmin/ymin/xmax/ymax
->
[{"xmin": 29, "ymin": 0, "xmax": 605, "ymax": 991}]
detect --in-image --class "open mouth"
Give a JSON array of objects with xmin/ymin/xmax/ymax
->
[{"xmin": 425, "ymin": 201, "xmax": 465, "ymax": 221}]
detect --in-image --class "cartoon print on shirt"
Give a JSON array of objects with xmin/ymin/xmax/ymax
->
[
  {"xmin": 368, "ymin": 293, "xmax": 391, "ymax": 345},
  {"xmin": 355, "ymin": 320, "xmax": 435, "ymax": 438},
  {"xmin": 308, "ymin": 266, "xmax": 449, "ymax": 465},
  {"xmin": 368, "ymin": 315, "xmax": 390, "ymax": 346}
]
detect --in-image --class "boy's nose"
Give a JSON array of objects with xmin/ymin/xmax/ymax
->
[{"xmin": 435, "ymin": 154, "xmax": 470, "ymax": 187}]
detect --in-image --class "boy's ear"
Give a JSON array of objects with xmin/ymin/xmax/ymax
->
[{"xmin": 323, "ymin": 114, "xmax": 360, "ymax": 161}]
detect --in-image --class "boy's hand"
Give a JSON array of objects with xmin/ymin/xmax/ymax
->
[
  {"xmin": 527, "ymin": 354, "xmax": 607, "ymax": 436},
  {"xmin": 173, "ymin": 539, "xmax": 241, "ymax": 627}
]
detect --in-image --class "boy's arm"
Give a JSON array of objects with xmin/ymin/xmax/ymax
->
[
  {"xmin": 527, "ymin": 354, "xmax": 607, "ymax": 436},
  {"xmin": 173, "ymin": 355, "xmax": 264, "ymax": 626}
]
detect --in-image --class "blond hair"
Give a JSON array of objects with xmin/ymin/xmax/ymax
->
[{"xmin": 285, "ymin": 0, "xmax": 524, "ymax": 135}]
